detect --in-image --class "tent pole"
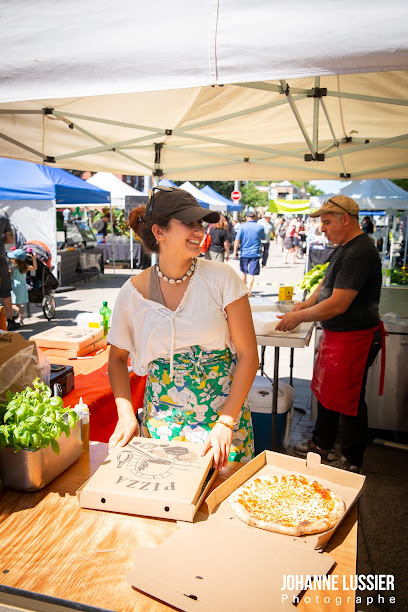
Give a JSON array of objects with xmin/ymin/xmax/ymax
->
[
  {"xmin": 403, "ymin": 216, "xmax": 407, "ymax": 269},
  {"xmin": 109, "ymin": 204, "xmax": 115, "ymax": 275},
  {"xmin": 150, "ymin": 176, "xmax": 158, "ymax": 267}
]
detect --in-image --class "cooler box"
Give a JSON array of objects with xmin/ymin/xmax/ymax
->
[{"xmin": 248, "ymin": 375, "xmax": 294, "ymax": 453}]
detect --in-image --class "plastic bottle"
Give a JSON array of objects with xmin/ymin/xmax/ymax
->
[
  {"xmin": 99, "ymin": 301, "xmax": 112, "ymax": 336},
  {"xmin": 74, "ymin": 397, "xmax": 90, "ymax": 451},
  {"xmin": 382, "ymin": 257, "xmax": 391, "ymax": 287}
]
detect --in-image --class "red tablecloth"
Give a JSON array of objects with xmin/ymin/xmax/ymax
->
[{"xmin": 42, "ymin": 347, "xmax": 146, "ymax": 443}]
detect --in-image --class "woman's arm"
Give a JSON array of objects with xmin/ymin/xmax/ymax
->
[
  {"xmin": 201, "ymin": 295, "xmax": 259, "ymax": 470},
  {"xmin": 108, "ymin": 345, "xmax": 139, "ymax": 451}
]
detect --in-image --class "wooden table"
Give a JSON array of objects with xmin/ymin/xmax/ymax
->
[
  {"xmin": 256, "ymin": 322, "xmax": 315, "ymax": 450},
  {"xmin": 0, "ymin": 443, "xmax": 357, "ymax": 612}
]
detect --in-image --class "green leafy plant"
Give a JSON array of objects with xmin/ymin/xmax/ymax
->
[
  {"xmin": 0, "ymin": 379, "xmax": 79, "ymax": 454},
  {"xmin": 299, "ymin": 263, "xmax": 329, "ymax": 294}
]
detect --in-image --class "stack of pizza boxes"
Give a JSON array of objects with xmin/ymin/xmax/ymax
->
[{"xmin": 77, "ymin": 439, "xmax": 365, "ymax": 611}]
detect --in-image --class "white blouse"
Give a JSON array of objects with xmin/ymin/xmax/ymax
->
[{"xmin": 107, "ymin": 259, "xmax": 248, "ymax": 378}]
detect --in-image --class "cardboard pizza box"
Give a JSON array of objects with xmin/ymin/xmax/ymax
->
[
  {"xmin": 205, "ymin": 450, "xmax": 365, "ymax": 550},
  {"xmin": 30, "ymin": 326, "xmax": 104, "ymax": 350},
  {"xmin": 77, "ymin": 438, "xmax": 217, "ymax": 522},
  {"xmin": 126, "ymin": 519, "xmax": 335, "ymax": 612},
  {"xmin": 42, "ymin": 336, "xmax": 107, "ymax": 358}
]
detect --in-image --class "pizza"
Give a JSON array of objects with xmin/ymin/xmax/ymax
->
[{"xmin": 229, "ymin": 474, "xmax": 345, "ymax": 536}]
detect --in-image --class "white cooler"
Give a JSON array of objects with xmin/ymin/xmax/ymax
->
[{"xmin": 248, "ymin": 375, "xmax": 294, "ymax": 452}]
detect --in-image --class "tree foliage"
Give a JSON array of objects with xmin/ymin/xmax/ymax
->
[{"xmin": 391, "ymin": 179, "xmax": 408, "ymax": 192}]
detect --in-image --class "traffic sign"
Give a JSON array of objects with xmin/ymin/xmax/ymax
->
[{"xmin": 231, "ymin": 190, "xmax": 242, "ymax": 202}]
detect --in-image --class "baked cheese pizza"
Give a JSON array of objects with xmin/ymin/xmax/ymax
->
[{"xmin": 229, "ymin": 474, "xmax": 345, "ymax": 536}]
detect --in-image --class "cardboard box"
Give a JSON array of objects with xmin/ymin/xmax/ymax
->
[
  {"xmin": 30, "ymin": 326, "xmax": 104, "ymax": 350},
  {"xmin": 206, "ymin": 450, "xmax": 365, "ymax": 550},
  {"xmin": 43, "ymin": 336, "xmax": 107, "ymax": 358},
  {"xmin": 126, "ymin": 451, "xmax": 364, "ymax": 611},
  {"xmin": 77, "ymin": 438, "xmax": 217, "ymax": 522},
  {"xmin": 0, "ymin": 331, "xmax": 42, "ymax": 403}
]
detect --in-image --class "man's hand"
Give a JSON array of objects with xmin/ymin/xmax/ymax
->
[
  {"xmin": 292, "ymin": 302, "xmax": 309, "ymax": 312},
  {"xmin": 275, "ymin": 311, "xmax": 302, "ymax": 332}
]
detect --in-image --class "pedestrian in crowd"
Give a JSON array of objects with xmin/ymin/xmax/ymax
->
[
  {"xmin": 276, "ymin": 196, "xmax": 382, "ymax": 473},
  {"xmin": 0, "ymin": 209, "xmax": 19, "ymax": 330},
  {"xmin": 257, "ymin": 212, "xmax": 274, "ymax": 268},
  {"xmin": 275, "ymin": 217, "xmax": 287, "ymax": 251},
  {"xmin": 107, "ymin": 187, "xmax": 258, "ymax": 470},
  {"xmin": 62, "ymin": 207, "xmax": 72, "ymax": 223},
  {"xmin": 93, "ymin": 213, "xmax": 110, "ymax": 238},
  {"xmin": 6, "ymin": 248, "xmax": 37, "ymax": 324},
  {"xmin": 205, "ymin": 216, "xmax": 230, "ymax": 262},
  {"xmin": 361, "ymin": 216, "xmax": 374, "ymax": 236},
  {"xmin": 283, "ymin": 220, "xmax": 298, "ymax": 264},
  {"xmin": 233, "ymin": 208, "xmax": 265, "ymax": 296}
]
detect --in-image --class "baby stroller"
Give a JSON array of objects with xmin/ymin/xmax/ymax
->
[{"xmin": 23, "ymin": 241, "xmax": 59, "ymax": 320}]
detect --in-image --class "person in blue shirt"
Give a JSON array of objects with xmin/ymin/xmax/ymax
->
[{"xmin": 233, "ymin": 209, "xmax": 265, "ymax": 295}]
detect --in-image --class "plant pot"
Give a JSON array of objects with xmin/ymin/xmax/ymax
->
[{"xmin": 0, "ymin": 421, "xmax": 83, "ymax": 491}]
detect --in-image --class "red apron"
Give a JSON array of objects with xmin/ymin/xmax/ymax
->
[{"xmin": 311, "ymin": 323, "xmax": 386, "ymax": 416}]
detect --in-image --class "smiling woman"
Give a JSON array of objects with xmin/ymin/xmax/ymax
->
[{"xmin": 106, "ymin": 187, "xmax": 259, "ymax": 470}]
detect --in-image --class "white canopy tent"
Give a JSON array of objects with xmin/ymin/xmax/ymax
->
[
  {"xmin": 0, "ymin": 1, "xmax": 407, "ymax": 182},
  {"xmin": 179, "ymin": 182, "xmax": 227, "ymax": 212},
  {"xmin": 311, "ymin": 179, "xmax": 408, "ymax": 211},
  {"xmin": 311, "ymin": 179, "xmax": 408, "ymax": 266},
  {"xmin": 86, "ymin": 172, "xmax": 144, "ymax": 208}
]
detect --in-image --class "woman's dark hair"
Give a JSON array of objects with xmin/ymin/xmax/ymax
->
[{"xmin": 128, "ymin": 206, "xmax": 172, "ymax": 254}]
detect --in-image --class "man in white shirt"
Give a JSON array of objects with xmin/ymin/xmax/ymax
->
[{"xmin": 257, "ymin": 212, "xmax": 274, "ymax": 267}]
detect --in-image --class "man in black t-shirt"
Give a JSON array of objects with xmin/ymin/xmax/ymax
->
[{"xmin": 276, "ymin": 196, "xmax": 382, "ymax": 473}]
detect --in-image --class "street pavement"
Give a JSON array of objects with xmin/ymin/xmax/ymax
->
[{"xmin": 15, "ymin": 241, "xmax": 408, "ymax": 611}]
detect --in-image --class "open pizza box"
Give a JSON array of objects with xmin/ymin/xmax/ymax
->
[
  {"xmin": 125, "ymin": 451, "xmax": 364, "ymax": 610},
  {"xmin": 205, "ymin": 449, "xmax": 365, "ymax": 550},
  {"xmin": 77, "ymin": 438, "xmax": 217, "ymax": 522},
  {"xmin": 30, "ymin": 326, "xmax": 104, "ymax": 350}
]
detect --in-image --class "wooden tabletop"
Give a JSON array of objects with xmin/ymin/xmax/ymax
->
[{"xmin": 0, "ymin": 443, "xmax": 357, "ymax": 612}]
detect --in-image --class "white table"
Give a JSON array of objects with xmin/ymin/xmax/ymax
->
[{"xmin": 256, "ymin": 322, "xmax": 315, "ymax": 451}]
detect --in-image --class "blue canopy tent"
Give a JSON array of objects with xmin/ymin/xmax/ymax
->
[
  {"xmin": 201, "ymin": 185, "xmax": 242, "ymax": 213},
  {"xmin": 0, "ymin": 158, "xmax": 110, "ymax": 269}
]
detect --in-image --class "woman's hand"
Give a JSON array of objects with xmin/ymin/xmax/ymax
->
[
  {"xmin": 201, "ymin": 423, "xmax": 233, "ymax": 470},
  {"xmin": 108, "ymin": 413, "xmax": 140, "ymax": 452}
]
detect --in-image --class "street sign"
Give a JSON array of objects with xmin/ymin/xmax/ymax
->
[{"xmin": 231, "ymin": 190, "xmax": 242, "ymax": 202}]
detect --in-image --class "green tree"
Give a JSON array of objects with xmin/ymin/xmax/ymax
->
[
  {"xmin": 240, "ymin": 182, "xmax": 268, "ymax": 207},
  {"xmin": 391, "ymin": 179, "xmax": 408, "ymax": 192},
  {"xmin": 290, "ymin": 181, "xmax": 324, "ymax": 196}
]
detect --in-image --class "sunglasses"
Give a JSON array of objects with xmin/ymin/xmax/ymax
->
[
  {"xmin": 324, "ymin": 198, "xmax": 351, "ymax": 215},
  {"xmin": 147, "ymin": 186, "xmax": 178, "ymax": 217}
]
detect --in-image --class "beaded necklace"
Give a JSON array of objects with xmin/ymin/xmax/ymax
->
[{"xmin": 156, "ymin": 258, "xmax": 197, "ymax": 284}]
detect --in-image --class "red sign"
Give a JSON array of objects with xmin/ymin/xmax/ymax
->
[{"xmin": 231, "ymin": 190, "xmax": 242, "ymax": 202}]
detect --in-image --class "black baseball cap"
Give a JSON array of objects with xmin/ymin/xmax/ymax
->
[{"xmin": 145, "ymin": 186, "xmax": 220, "ymax": 224}]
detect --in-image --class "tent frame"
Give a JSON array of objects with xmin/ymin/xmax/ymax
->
[{"xmin": 1, "ymin": 77, "xmax": 408, "ymax": 179}]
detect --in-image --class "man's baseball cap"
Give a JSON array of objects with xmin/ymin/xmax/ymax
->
[
  {"xmin": 145, "ymin": 186, "xmax": 220, "ymax": 224},
  {"xmin": 245, "ymin": 207, "xmax": 256, "ymax": 217},
  {"xmin": 264, "ymin": 212, "xmax": 272, "ymax": 217},
  {"xmin": 6, "ymin": 248, "xmax": 27, "ymax": 261},
  {"xmin": 310, "ymin": 195, "xmax": 359, "ymax": 218}
]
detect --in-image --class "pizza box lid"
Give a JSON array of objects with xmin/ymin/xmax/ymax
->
[
  {"xmin": 205, "ymin": 450, "xmax": 365, "ymax": 550},
  {"xmin": 77, "ymin": 438, "xmax": 217, "ymax": 522},
  {"xmin": 126, "ymin": 517, "xmax": 335, "ymax": 612},
  {"xmin": 30, "ymin": 326, "xmax": 104, "ymax": 350}
]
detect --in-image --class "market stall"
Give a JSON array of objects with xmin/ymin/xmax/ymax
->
[
  {"xmin": 0, "ymin": 442, "xmax": 359, "ymax": 612},
  {"xmin": 0, "ymin": 158, "xmax": 110, "ymax": 272}
]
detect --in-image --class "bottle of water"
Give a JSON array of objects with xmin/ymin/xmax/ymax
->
[
  {"xmin": 382, "ymin": 257, "xmax": 391, "ymax": 287},
  {"xmin": 99, "ymin": 301, "xmax": 112, "ymax": 336}
]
